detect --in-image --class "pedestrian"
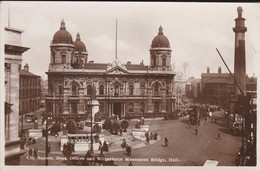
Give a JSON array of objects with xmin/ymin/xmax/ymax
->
[
  {"xmin": 100, "ymin": 147, "xmax": 105, "ymax": 157},
  {"xmin": 164, "ymin": 136, "xmax": 169, "ymax": 147},
  {"xmin": 153, "ymin": 131, "xmax": 158, "ymax": 140},
  {"xmin": 29, "ymin": 147, "xmax": 33, "ymax": 157},
  {"xmin": 150, "ymin": 131, "xmax": 153, "ymax": 140},
  {"xmin": 146, "ymin": 136, "xmax": 150, "ymax": 145},
  {"xmin": 121, "ymin": 139, "xmax": 126, "ymax": 149},
  {"xmin": 119, "ymin": 128, "xmax": 123, "ymax": 136},
  {"xmin": 204, "ymin": 116, "xmax": 208, "ymax": 123},
  {"xmin": 103, "ymin": 141, "xmax": 108, "ymax": 152},
  {"xmin": 195, "ymin": 126, "xmax": 198, "ymax": 135},
  {"xmin": 188, "ymin": 121, "xmax": 191, "ymax": 128},
  {"xmin": 47, "ymin": 143, "xmax": 51, "ymax": 154},
  {"xmin": 126, "ymin": 144, "xmax": 131, "ymax": 156},
  {"xmin": 129, "ymin": 161, "xmax": 133, "ymax": 166},
  {"xmin": 33, "ymin": 147, "xmax": 38, "ymax": 158},
  {"xmin": 217, "ymin": 131, "xmax": 221, "ymax": 140},
  {"xmin": 98, "ymin": 140, "xmax": 102, "ymax": 151},
  {"xmin": 32, "ymin": 138, "xmax": 36, "ymax": 144}
]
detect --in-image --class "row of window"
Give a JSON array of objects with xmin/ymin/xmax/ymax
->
[
  {"xmin": 70, "ymin": 84, "xmax": 163, "ymax": 96},
  {"xmin": 20, "ymin": 77, "xmax": 41, "ymax": 86},
  {"xmin": 152, "ymin": 55, "xmax": 167, "ymax": 66},
  {"xmin": 20, "ymin": 88, "xmax": 41, "ymax": 98},
  {"xmin": 20, "ymin": 99, "xmax": 40, "ymax": 114}
]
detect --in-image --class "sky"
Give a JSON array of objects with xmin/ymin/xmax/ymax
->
[{"xmin": 1, "ymin": 1, "xmax": 260, "ymax": 80}]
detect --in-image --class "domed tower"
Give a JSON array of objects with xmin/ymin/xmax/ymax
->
[
  {"xmin": 150, "ymin": 26, "xmax": 172, "ymax": 71},
  {"xmin": 72, "ymin": 33, "xmax": 88, "ymax": 69},
  {"xmin": 49, "ymin": 19, "xmax": 75, "ymax": 70}
]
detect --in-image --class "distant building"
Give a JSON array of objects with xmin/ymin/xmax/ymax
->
[
  {"xmin": 45, "ymin": 20, "xmax": 176, "ymax": 120},
  {"xmin": 186, "ymin": 77, "xmax": 201, "ymax": 101},
  {"xmin": 19, "ymin": 63, "xmax": 41, "ymax": 134},
  {"xmin": 201, "ymin": 66, "xmax": 257, "ymax": 108},
  {"xmin": 4, "ymin": 26, "xmax": 29, "ymax": 165}
]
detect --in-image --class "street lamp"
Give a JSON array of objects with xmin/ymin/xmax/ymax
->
[
  {"xmin": 45, "ymin": 112, "xmax": 52, "ymax": 166},
  {"xmin": 63, "ymin": 123, "xmax": 66, "ymax": 135}
]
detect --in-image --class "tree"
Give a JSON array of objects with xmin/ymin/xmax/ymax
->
[
  {"xmin": 66, "ymin": 120, "xmax": 77, "ymax": 134},
  {"xmin": 111, "ymin": 121, "xmax": 120, "ymax": 134},
  {"xmin": 120, "ymin": 120, "xmax": 129, "ymax": 132},
  {"xmin": 103, "ymin": 118, "xmax": 112, "ymax": 130},
  {"xmin": 50, "ymin": 123, "xmax": 60, "ymax": 135},
  {"xmin": 93, "ymin": 124, "xmax": 101, "ymax": 133}
]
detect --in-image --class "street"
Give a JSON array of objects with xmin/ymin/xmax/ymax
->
[{"xmin": 20, "ymin": 110, "xmax": 242, "ymax": 166}]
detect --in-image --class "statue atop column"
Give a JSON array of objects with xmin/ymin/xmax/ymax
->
[{"xmin": 237, "ymin": 6, "xmax": 243, "ymax": 18}]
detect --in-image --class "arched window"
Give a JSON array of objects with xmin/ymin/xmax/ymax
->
[
  {"xmin": 99, "ymin": 85, "xmax": 104, "ymax": 95},
  {"xmin": 153, "ymin": 55, "xmax": 157, "ymax": 66},
  {"xmin": 140, "ymin": 85, "xmax": 145, "ymax": 95},
  {"xmin": 59, "ymin": 85, "xmax": 63, "ymax": 95},
  {"xmin": 62, "ymin": 55, "xmax": 66, "ymax": 64},
  {"xmin": 154, "ymin": 84, "xmax": 160, "ymax": 96},
  {"xmin": 129, "ymin": 103, "xmax": 133, "ymax": 112},
  {"xmin": 87, "ymin": 85, "xmax": 92, "ymax": 95},
  {"xmin": 72, "ymin": 84, "xmax": 77, "ymax": 95},
  {"xmin": 129, "ymin": 85, "xmax": 134, "ymax": 95},
  {"xmin": 114, "ymin": 85, "xmax": 119, "ymax": 96},
  {"xmin": 162, "ymin": 57, "xmax": 166, "ymax": 66}
]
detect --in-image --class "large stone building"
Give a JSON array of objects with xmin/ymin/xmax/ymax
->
[
  {"xmin": 4, "ymin": 26, "xmax": 29, "ymax": 164},
  {"xmin": 45, "ymin": 20, "xmax": 176, "ymax": 120},
  {"xmin": 201, "ymin": 66, "xmax": 257, "ymax": 109},
  {"xmin": 19, "ymin": 63, "xmax": 41, "ymax": 134}
]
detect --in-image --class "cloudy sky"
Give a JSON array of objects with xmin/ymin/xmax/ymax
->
[{"xmin": 1, "ymin": 1, "xmax": 260, "ymax": 79}]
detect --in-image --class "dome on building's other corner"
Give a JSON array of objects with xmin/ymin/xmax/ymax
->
[
  {"xmin": 52, "ymin": 19, "xmax": 73, "ymax": 44},
  {"xmin": 73, "ymin": 33, "xmax": 87, "ymax": 52},
  {"xmin": 151, "ymin": 26, "xmax": 171, "ymax": 48}
]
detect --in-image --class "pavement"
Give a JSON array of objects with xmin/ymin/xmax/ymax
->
[
  {"xmin": 20, "ymin": 111, "xmax": 242, "ymax": 166},
  {"xmin": 23, "ymin": 118, "xmax": 162, "ymax": 155}
]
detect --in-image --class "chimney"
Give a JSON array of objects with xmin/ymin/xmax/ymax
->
[
  {"xmin": 207, "ymin": 67, "xmax": 210, "ymax": 73},
  {"xmin": 127, "ymin": 61, "xmax": 131, "ymax": 65},
  {"xmin": 140, "ymin": 60, "xmax": 144, "ymax": 65},
  {"xmin": 218, "ymin": 66, "xmax": 222, "ymax": 73},
  {"xmin": 24, "ymin": 63, "xmax": 29, "ymax": 71}
]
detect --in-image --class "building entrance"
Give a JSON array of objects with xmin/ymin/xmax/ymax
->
[{"xmin": 113, "ymin": 102, "xmax": 121, "ymax": 119}]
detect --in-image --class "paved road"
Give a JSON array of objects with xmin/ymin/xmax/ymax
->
[{"xmin": 20, "ymin": 111, "xmax": 242, "ymax": 166}]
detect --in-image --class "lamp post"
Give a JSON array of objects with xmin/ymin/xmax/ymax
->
[{"xmin": 45, "ymin": 112, "xmax": 51, "ymax": 166}]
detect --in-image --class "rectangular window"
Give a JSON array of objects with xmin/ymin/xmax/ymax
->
[
  {"xmin": 62, "ymin": 55, "xmax": 66, "ymax": 64},
  {"xmin": 162, "ymin": 58, "xmax": 166, "ymax": 66}
]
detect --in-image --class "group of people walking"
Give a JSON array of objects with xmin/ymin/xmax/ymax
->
[
  {"xmin": 145, "ymin": 131, "xmax": 158, "ymax": 145},
  {"xmin": 28, "ymin": 147, "xmax": 38, "ymax": 158},
  {"xmin": 121, "ymin": 139, "xmax": 131, "ymax": 156}
]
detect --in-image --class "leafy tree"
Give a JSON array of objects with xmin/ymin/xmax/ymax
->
[
  {"xmin": 103, "ymin": 118, "xmax": 112, "ymax": 130},
  {"xmin": 50, "ymin": 123, "xmax": 60, "ymax": 134},
  {"xmin": 93, "ymin": 123, "xmax": 101, "ymax": 133},
  {"xmin": 66, "ymin": 120, "xmax": 77, "ymax": 134},
  {"xmin": 111, "ymin": 121, "xmax": 120, "ymax": 134},
  {"xmin": 120, "ymin": 120, "xmax": 129, "ymax": 132}
]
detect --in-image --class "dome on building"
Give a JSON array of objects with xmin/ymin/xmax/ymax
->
[
  {"xmin": 151, "ymin": 26, "xmax": 170, "ymax": 48},
  {"xmin": 53, "ymin": 19, "xmax": 73, "ymax": 44},
  {"xmin": 73, "ymin": 33, "xmax": 86, "ymax": 52}
]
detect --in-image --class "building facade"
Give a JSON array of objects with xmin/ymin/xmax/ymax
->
[
  {"xmin": 19, "ymin": 63, "xmax": 41, "ymax": 134},
  {"xmin": 4, "ymin": 26, "xmax": 29, "ymax": 165},
  {"xmin": 201, "ymin": 66, "xmax": 257, "ymax": 109},
  {"xmin": 45, "ymin": 20, "xmax": 176, "ymax": 120}
]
